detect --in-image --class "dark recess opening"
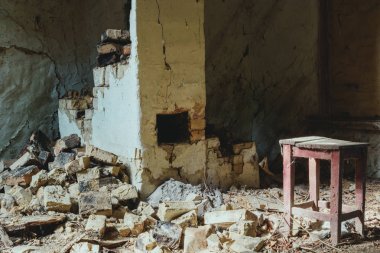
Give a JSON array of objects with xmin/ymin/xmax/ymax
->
[{"xmin": 157, "ymin": 112, "xmax": 190, "ymax": 144}]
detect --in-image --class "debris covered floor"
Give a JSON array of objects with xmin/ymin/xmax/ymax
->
[{"xmin": 0, "ymin": 133, "xmax": 379, "ymax": 253}]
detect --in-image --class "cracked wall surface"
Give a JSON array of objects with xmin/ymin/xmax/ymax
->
[
  {"xmin": 136, "ymin": 0, "xmax": 206, "ymax": 197},
  {"xmin": 0, "ymin": 0, "xmax": 126, "ymax": 158},
  {"xmin": 205, "ymin": 0, "xmax": 320, "ymax": 162}
]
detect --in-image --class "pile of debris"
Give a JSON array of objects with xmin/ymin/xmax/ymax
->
[
  {"xmin": 96, "ymin": 29, "xmax": 131, "ymax": 67},
  {"xmin": 0, "ymin": 132, "xmax": 276, "ymax": 252}
]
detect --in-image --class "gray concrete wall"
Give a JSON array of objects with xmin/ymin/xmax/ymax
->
[
  {"xmin": 0, "ymin": 0, "xmax": 126, "ymax": 158},
  {"xmin": 205, "ymin": 0, "xmax": 320, "ymax": 161}
]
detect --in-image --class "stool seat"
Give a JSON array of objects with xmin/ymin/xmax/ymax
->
[
  {"xmin": 280, "ymin": 136, "xmax": 368, "ymax": 245},
  {"xmin": 279, "ymin": 136, "xmax": 368, "ymax": 150}
]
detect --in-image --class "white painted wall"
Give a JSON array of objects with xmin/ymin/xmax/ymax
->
[{"xmin": 91, "ymin": 0, "xmax": 143, "ymax": 187}]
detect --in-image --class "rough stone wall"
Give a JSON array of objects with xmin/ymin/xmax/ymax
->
[
  {"xmin": 329, "ymin": 0, "xmax": 380, "ymax": 117},
  {"xmin": 205, "ymin": 0, "xmax": 320, "ymax": 161},
  {"xmin": 0, "ymin": 0, "xmax": 126, "ymax": 159}
]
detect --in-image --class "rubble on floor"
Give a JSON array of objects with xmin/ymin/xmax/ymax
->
[{"xmin": 0, "ymin": 132, "xmax": 379, "ymax": 252}]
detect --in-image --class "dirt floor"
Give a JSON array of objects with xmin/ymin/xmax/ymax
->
[{"xmin": 223, "ymin": 178, "xmax": 380, "ymax": 253}]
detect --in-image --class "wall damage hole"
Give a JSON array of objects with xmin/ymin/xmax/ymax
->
[{"xmin": 157, "ymin": 112, "xmax": 190, "ymax": 144}]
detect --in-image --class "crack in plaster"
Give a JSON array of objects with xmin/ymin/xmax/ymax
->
[{"xmin": 155, "ymin": 0, "xmax": 171, "ymax": 70}]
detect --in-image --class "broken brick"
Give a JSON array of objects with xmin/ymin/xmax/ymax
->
[{"xmin": 79, "ymin": 190, "xmax": 112, "ymax": 217}]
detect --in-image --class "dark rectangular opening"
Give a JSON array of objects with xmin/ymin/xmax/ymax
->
[{"xmin": 157, "ymin": 112, "xmax": 190, "ymax": 144}]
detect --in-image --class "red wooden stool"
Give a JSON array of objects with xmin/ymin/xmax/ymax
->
[{"xmin": 279, "ymin": 136, "xmax": 368, "ymax": 245}]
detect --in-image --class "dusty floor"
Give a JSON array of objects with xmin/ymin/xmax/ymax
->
[
  {"xmin": 2, "ymin": 179, "xmax": 379, "ymax": 253},
  {"xmin": 223, "ymin": 178, "xmax": 380, "ymax": 253}
]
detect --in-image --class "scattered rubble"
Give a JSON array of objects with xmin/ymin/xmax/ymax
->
[{"xmin": 1, "ymin": 131, "xmax": 379, "ymax": 252}]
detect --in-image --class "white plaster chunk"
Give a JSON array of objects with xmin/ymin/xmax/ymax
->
[
  {"xmin": 171, "ymin": 210, "xmax": 198, "ymax": 229},
  {"xmin": 204, "ymin": 209, "xmax": 257, "ymax": 228},
  {"xmin": 93, "ymin": 67, "xmax": 106, "ymax": 87},
  {"xmin": 134, "ymin": 231, "xmax": 157, "ymax": 253},
  {"xmin": 136, "ymin": 201, "xmax": 156, "ymax": 217},
  {"xmin": 157, "ymin": 201, "xmax": 198, "ymax": 222},
  {"xmin": 111, "ymin": 184, "xmax": 138, "ymax": 202},
  {"xmin": 76, "ymin": 167, "xmax": 100, "ymax": 182},
  {"xmin": 229, "ymin": 233, "xmax": 265, "ymax": 252},
  {"xmin": 70, "ymin": 242, "xmax": 100, "ymax": 253},
  {"xmin": 29, "ymin": 170, "xmax": 48, "ymax": 193},
  {"xmin": 229, "ymin": 220, "xmax": 257, "ymax": 237},
  {"xmin": 124, "ymin": 213, "xmax": 146, "ymax": 236},
  {"xmin": 85, "ymin": 214, "xmax": 106, "ymax": 237},
  {"xmin": 183, "ymin": 225, "xmax": 214, "ymax": 253},
  {"xmin": 8, "ymin": 186, "xmax": 32, "ymax": 208},
  {"xmin": 207, "ymin": 233, "xmax": 222, "ymax": 251},
  {"xmin": 9, "ymin": 152, "xmax": 37, "ymax": 171}
]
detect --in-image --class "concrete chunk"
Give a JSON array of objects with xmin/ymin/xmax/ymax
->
[
  {"xmin": 47, "ymin": 168, "xmax": 67, "ymax": 185},
  {"xmin": 43, "ymin": 185, "xmax": 71, "ymax": 212},
  {"xmin": 79, "ymin": 191, "xmax": 112, "ymax": 217},
  {"xmin": 49, "ymin": 152, "xmax": 75, "ymax": 170},
  {"xmin": 77, "ymin": 167, "xmax": 100, "ymax": 182}
]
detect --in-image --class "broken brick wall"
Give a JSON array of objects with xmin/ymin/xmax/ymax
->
[
  {"xmin": 205, "ymin": 0, "xmax": 320, "ymax": 162},
  {"xmin": 0, "ymin": 0, "xmax": 126, "ymax": 159}
]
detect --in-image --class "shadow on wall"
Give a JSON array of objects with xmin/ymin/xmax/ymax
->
[
  {"xmin": 329, "ymin": 0, "xmax": 380, "ymax": 118},
  {"xmin": 0, "ymin": 0, "xmax": 126, "ymax": 159},
  {"xmin": 205, "ymin": 0, "xmax": 320, "ymax": 162}
]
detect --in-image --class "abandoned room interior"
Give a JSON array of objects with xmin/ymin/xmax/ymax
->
[{"xmin": 0, "ymin": 0, "xmax": 379, "ymax": 252}]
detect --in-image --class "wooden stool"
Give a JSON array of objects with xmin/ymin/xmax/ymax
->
[{"xmin": 279, "ymin": 136, "xmax": 368, "ymax": 245}]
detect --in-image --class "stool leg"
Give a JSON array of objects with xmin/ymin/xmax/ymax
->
[
  {"xmin": 283, "ymin": 145, "xmax": 295, "ymax": 236},
  {"xmin": 355, "ymin": 148, "xmax": 367, "ymax": 237},
  {"xmin": 309, "ymin": 158, "xmax": 320, "ymax": 211},
  {"xmin": 330, "ymin": 151, "xmax": 342, "ymax": 245}
]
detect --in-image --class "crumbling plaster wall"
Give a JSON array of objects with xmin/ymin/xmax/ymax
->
[
  {"xmin": 205, "ymin": 0, "xmax": 320, "ymax": 161},
  {"xmin": 0, "ymin": 0, "xmax": 126, "ymax": 159},
  {"xmin": 136, "ymin": 0, "xmax": 206, "ymax": 196}
]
